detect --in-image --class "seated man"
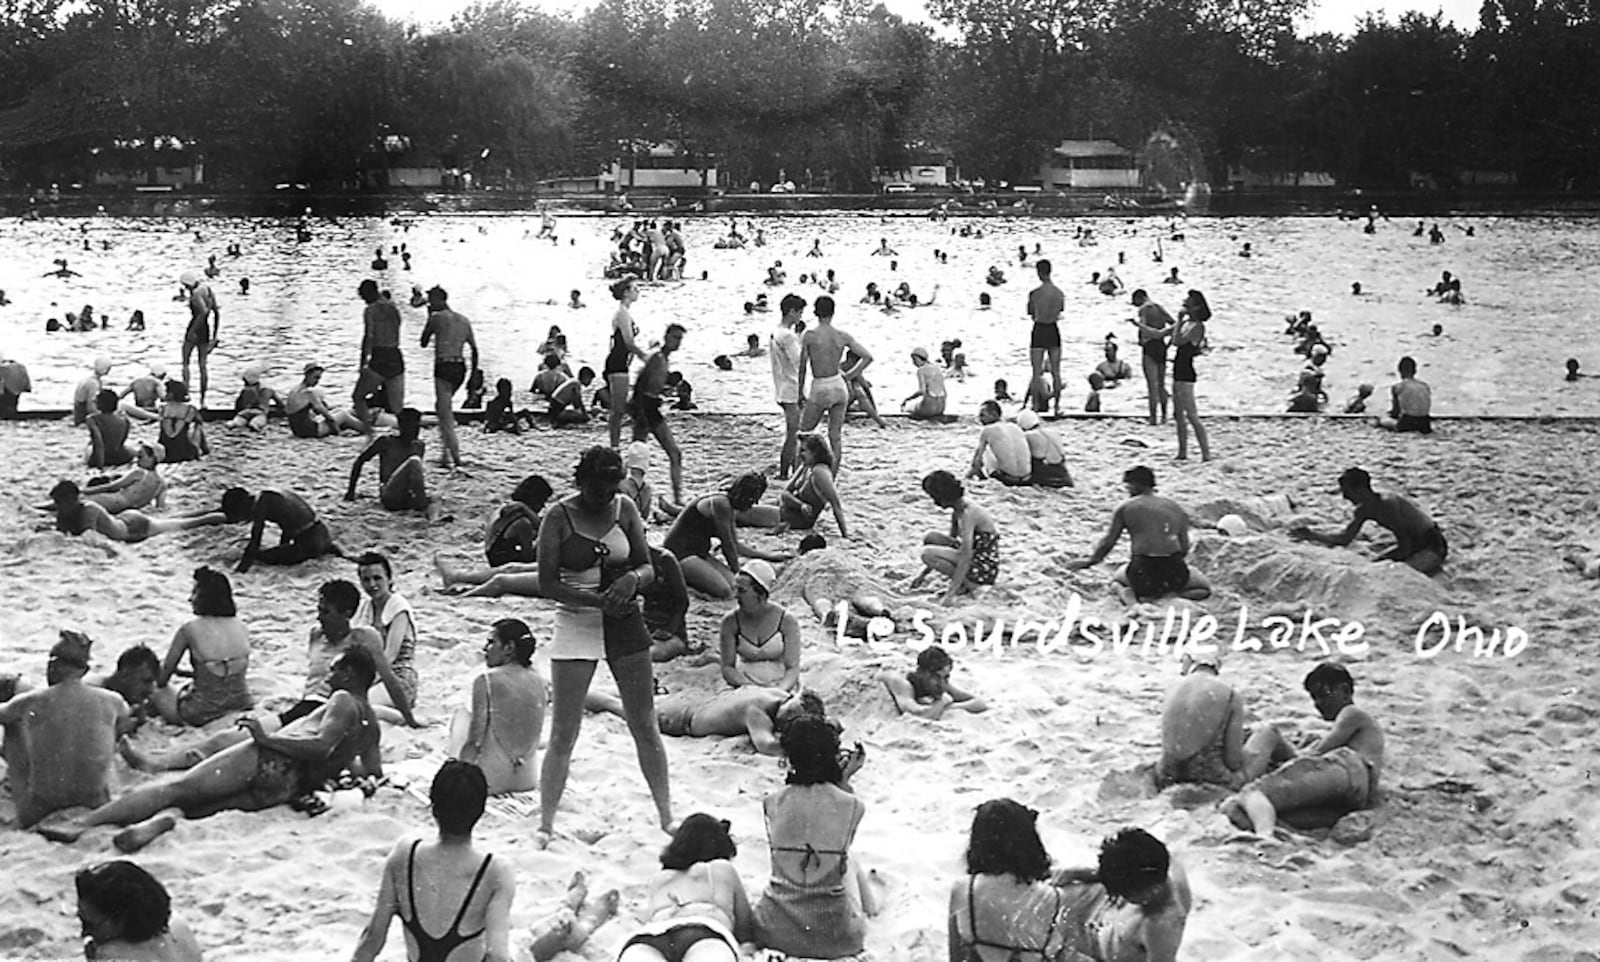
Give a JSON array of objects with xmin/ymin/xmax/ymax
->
[
  {"xmin": 967, "ymin": 401, "xmax": 1030, "ymax": 484},
  {"xmin": 1049, "ymin": 828, "xmax": 1191, "ymax": 962},
  {"xmin": 1377, "ymin": 355, "xmax": 1432, "ymax": 433},
  {"xmin": 280, "ymin": 579, "xmax": 418, "ymax": 728},
  {"xmin": 1066, "ymin": 465, "xmax": 1211, "ymax": 604},
  {"xmin": 1157, "ymin": 649, "xmax": 1246, "ymax": 788},
  {"xmin": 585, "ymin": 686, "xmax": 826, "ymax": 757},
  {"xmin": 91, "ymin": 645, "xmax": 162, "ymax": 732},
  {"xmin": 40, "ymin": 648, "xmax": 382, "ymax": 851},
  {"xmin": 0, "ymin": 631, "xmax": 129, "ymax": 828},
  {"xmin": 879, "ymin": 645, "xmax": 988, "ymax": 719},
  {"xmin": 343, "ymin": 407, "xmax": 439, "ymax": 521},
  {"xmin": 222, "ymin": 486, "xmax": 347, "ymax": 573},
  {"xmin": 1289, "ymin": 466, "xmax": 1447, "ymax": 574},
  {"xmin": 1222, "ymin": 662, "xmax": 1385, "ymax": 837}
]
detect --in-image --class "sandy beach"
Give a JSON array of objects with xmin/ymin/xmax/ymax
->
[{"xmin": 2, "ymin": 411, "xmax": 1598, "ymax": 961}]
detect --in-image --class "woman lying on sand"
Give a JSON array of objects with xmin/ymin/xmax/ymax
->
[
  {"xmin": 50, "ymin": 479, "xmax": 230, "ymax": 543},
  {"xmin": 618, "ymin": 813, "xmax": 754, "ymax": 962},
  {"xmin": 910, "ymin": 470, "xmax": 1000, "ymax": 604}
]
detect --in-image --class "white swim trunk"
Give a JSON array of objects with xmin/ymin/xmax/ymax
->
[{"xmin": 807, "ymin": 374, "xmax": 849, "ymax": 408}]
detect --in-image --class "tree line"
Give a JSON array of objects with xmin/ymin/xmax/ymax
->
[{"xmin": 2, "ymin": 0, "xmax": 1597, "ymax": 192}]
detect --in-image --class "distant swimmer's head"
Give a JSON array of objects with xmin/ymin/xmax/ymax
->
[
  {"xmin": 661, "ymin": 813, "xmax": 738, "ymax": 870},
  {"xmin": 1351, "ymin": 282, "xmax": 1362, "ymax": 295},
  {"xmin": 1104, "ymin": 339, "xmax": 1119, "ymax": 359},
  {"xmin": 1310, "ymin": 343, "xmax": 1329, "ymax": 360},
  {"xmin": 1098, "ymin": 828, "xmax": 1171, "ymax": 906},
  {"xmin": 1567, "ymin": 358, "xmax": 1581, "ymax": 379},
  {"xmin": 1356, "ymin": 383, "xmax": 1374, "ymax": 398},
  {"xmin": 357, "ymin": 279, "xmax": 379, "ymax": 302},
  {"xmin": 727, "ymin": 472, "xmax": 768, "ymax": 512},
  {"xmin": 1123, "ymin": 465, "xmax": 1156, "ymax": 493},
  {"xmin": 430, "ymin": 759, "xmax": 488, "ymax": 837},
  {"xmin": 922, "ymin": 469, "xmax": 965, "ymax": 508},
  {"xmin": 979, "ymin": 292, "xmax": 992, "ymax": 307},
  {"xmin": 179, "ymin": 270, "xmax": 200, "ymax": 288},
  {"xmin": 1016, "ymin": 410, "xmax": 1041, "ymax": 431},
  {"xmin": 93, "ymin": 356, "xmax": 113, "ymax": 376},
  {"xmin": 714, "ymin": 355, "xmax": 733, "ymax": 371},
  {"xmin": 1088, "ymin": 372, "xmax": 1105, "ymax": 390},
  {"xmin": 1397, "ymin": 355, "xmax": 1418, "ymax": 377},
  {"xmin": 966, "ymin": 798, "xmax": 1051, "ymax": 882},
  {"xmin": 1431, "ymin": 323, "xmax": 1443, "ymax": 336}
]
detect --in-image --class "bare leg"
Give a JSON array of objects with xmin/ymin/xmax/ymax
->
[
  {"xmin": 463, "ymin": 572, "xmax": 543, "ymax": 598},
  {"xmin": 435, "ymin": 378, "xmax": 461, "ymax": 468},
  {"xmin": 539, "ymin": 659, "xmax": 598, "ymax": 837},
  {"xmin": 607, "ymin": 373, "xmax": 629, "ymax": 448},
  {"xmin": 196, "ymin": 343, "xmax": 212, "ymax": 408},
  {"xmin": 778, "ymin": 403, "xmax": 800, "ymax": 478},
  {"xmin": 653, "ymin": 423, "xmax": 684, "ymax": 505},
  {"xmin": 826, "ymin": 403, "xmax": 847, "ymax": 472},
  {"xmin": 611, "ymin": 649, "xmax": 673, "ymax": 831}
]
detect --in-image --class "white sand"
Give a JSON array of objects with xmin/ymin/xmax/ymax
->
[{"xmin": 1, "ymin": 413, "xmax": 1598, "ymax": 960}]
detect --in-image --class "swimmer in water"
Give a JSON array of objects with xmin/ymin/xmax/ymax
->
[
  {"xmin": 45, "ymin": 258, "xmax": 82, "ymax": 278},
  {"xmin": 1566, "ymin": 358, "xmax": 1588, "ymax": 382}
]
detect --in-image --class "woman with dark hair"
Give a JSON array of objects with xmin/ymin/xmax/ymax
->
[
  {"xmin": 76, "ymin": 860, "xmax": 202, "ymax": 961},
  {"xmin": 1171, "ymin": 290, "xmax": 1212, "ymax": 462},
  {"xmin": 157, "ymin": 380, "xmax": 208, "ymax": 463},
  {"xmin": 151, "ymin": 566, "xmax": 253, "ymax": 726},
  {"xmin": 355, "ymin": 550, "xmax": 420, "ymax": 724},
  {"xmin": 664, "ymin": 473, "xmax": 791, "ymax": 598},
  {"xmin": 607, "ymin": 278, "xmax": 647, "ymax": 448},
  {"xmin": 753, "ymin": 717, "xmax": 876, "ymax": 959},
  {"xmin": 618, "ymin": 813, "xmax": 754, "ymax": 962},
  {"xmin": 740, "ymin": 434, "xmax": 849, "ymax": 538},
  {"xmin": 86, "ymin": 388, "xmax": 138, "ymax": 469},
  {"xmin": 354, "ymin": 760, "xmax": 517, "ymax": 962},
  {"xmin": 450, "ymin": 618, "xmax": 546, "ymax": 794},
  {"xmin": 537, "ymin": 445, "xmax": 672, "ymax": 846},
  {"xmin": 911, "ymin": 470, "xmax": 1000, "ymax": 605},
  {"xmin": 434, "ymin": 475, "xmax": 555, "ymax": 595},
  {"xmin": 718, "ymin": 560, "xmax": 801, "ymax": 691},
  {"xmin": 948, "ymin": 799, "xmax": 1063, "ymax": 962}
]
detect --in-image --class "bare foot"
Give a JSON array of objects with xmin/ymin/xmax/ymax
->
[
  {"xmin": 533, "ymin": 826, "xmax": 554, "ymax": 850},
  {"xmin": 562, "ymin": 871, "xmax": 588, "ymax": 911},
  {"xmin": 117, "ymin": 734, "xmax": 154, "ymax": 771},
  {"xmin": 433, "ymin": 551, "xmax": 458, "ymax": 588},
  {"xmin": 35, "ymin": 816, "xmax": 87, "ymax": 844},
  {"xmin": 114, "ymin": 813, "xmax": 178, "ymax": 853},
  {"xmin": 572, "ymin": 889, "xmax": 620, "ymax": 942}
]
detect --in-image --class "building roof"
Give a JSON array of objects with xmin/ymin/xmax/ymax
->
[{"xmin": 1050, "ymin": 140, "xmax": 1132, "ymax": 158}]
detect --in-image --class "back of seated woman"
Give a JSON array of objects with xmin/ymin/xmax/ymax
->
[
  {"xmin": 620, "ymin": 813, "xmax": 754, "ymax": 962},
  {"xmin": 76, "ymin": 860, "xmax": 203, "ymax": 962}
]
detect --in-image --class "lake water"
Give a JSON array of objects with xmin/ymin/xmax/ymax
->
[{"xmin": 2, "ymin": 212, "xmax": 1595, "ymax": 416}]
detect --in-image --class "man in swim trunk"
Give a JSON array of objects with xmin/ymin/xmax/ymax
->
[
  {"xmin": 1289, "ymin": 466, "xmax": 1447, "ymax": 574},
  {"xmin": 223, "ymin": 486, "xmax": 347, "ymax": 573},
  {"xmin": 420, "ymin": 285, "xmax": 478, "ymax": 470},
  {"xmin": 1026, "ymin": 259, "xmax": 1065, "ymax": 415},
  {"xmin": 353, "ymin": 279, "xmax": 405, "ymax": 424},
  {"xmin": 1222, "ymin": 662, "xmax": 1385, "ymax": 837},
  {"xmin": 586, "ymin": 686, "xmax": 825, "ymax": 756},
  {"xmin": 631, "ymin": 324, "xmax": 686, "ymax": 504},
  {"xmin": 1066, "ymin": 465, "xmax": 1211, "ymax": 604},
  {"xmin": 344, "ymin": 407, "xmax": 438, "ymax": 520},
  {"xmin": 180, "ymin": 270, "xmax": 220, "ymax": 407},
  {"xmin": 39, "ymin": 648, "xmax": 382, "ymax": 850},
  {"xmin": 798, "ymin": 296, "xmax": 873, "ymax": 471},
  {"xmin": 1377, "ymin": 355, "xmax": 1433, "ymax": 434},
  {"xmin": 1157, "ymin": 648, "xmax": 1246, "ymax": 788}
]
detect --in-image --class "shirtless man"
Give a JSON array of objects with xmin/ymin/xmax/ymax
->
[
  {"xmin": 286, "ymin": 363, "xmax": 367, "ymax": 438},
  {"xmin": 1048, "ymin": 828, "xmax": 1191, "ymax": 962},
  {"xmin": 631, "ymin": 324, "xmax": 687, "ymax": 504},
  {"xmin": 1025, "ymin": 259, "xmax": 1065, "ymax": 415},
  {"xmin": 93, "ymin": 645, "xmax": 162, "ymax": 730},
  {"xmin": 1066, "ymin": 465, "xmax": 1211, "ymax": 604},
  {"xmin": 353, "ymin": 279, "xmax": 405, "ymax": 423},
  {"xmin": 222, "ymin": 486, "xmax": 347, "ymax": 573},
  {"xmin": 880, "ymin": 645, "xmax": 988, "ymax": 719},
  {"xmin": 1157, "ymin": 648, "xmax": 1246, "ymax": 788},
  {"xmin": 39, "ymin": 648, "xmax": 382, "ymax": 851},
  {"xmin": 50, "ymin": 480, "xmax": 228, "ymax": 544},
  {"xmin": 772, "ymin": 294, "xmax": 806, "ymax": 477},
  {"xmin": 344, "ymin": 407, "xmax": 437, "ymax": 520},
  {"xmin": 798, "ymin": 295, "xmax": 872, "ymax": 471},
  {"xmin": 419, "ymin": 285, "xmax": 479, "ymax": 469},
  {"xmin": 586, "ymin": 686, "xmax": 826, "ymax": 757},
  {"xmin": 0, "ymin": 631, "xmax": 128, "ymax": 827},
  {"xmin": 967, "ymin": 401, "xmax": 1031, "ymax": 483},
  {"xmin": 180, "ymin": 270, "xmax": 220, "ymax": 406},
  {"xmin": 1289, "ymin": 466, "xmax": 1447, "ymax": 574},
  {"xmin": 1377, "ymin": 355, "xmax": 1432, "ymax": 434},
  {"xmin": 1222, "ymin": 662, "xmax": 1385, "ymax": 837}
]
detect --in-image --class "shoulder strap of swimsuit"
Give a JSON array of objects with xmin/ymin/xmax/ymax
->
[
  {"xmin": 404, "ymin": 838, "xmax": 422, "ymax": 921},
  {"xmin": 448, "ymin": 854, "xmax": 495, "ymax": 937}
]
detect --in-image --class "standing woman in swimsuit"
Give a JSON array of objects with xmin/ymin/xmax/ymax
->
[
  {"xmin": 1129, "ymin": 289, "xmax": 1174, "ymax": 426},
  {"xmin": 452, "ymin": 618, "xmax": 546, "ymax": 795},
  {"xmin": 157, "ymin": 380, "xmax": 208, "ymax": 463},
  {"xmin": 718, "ymin": 559, "xmax": 801, "ymax": 691},
  {"xmin": 1171, "ymin": 290, "xmax": 1212, "ymax": 462},
  {"xmin": 151, "ymin": 566, "xmax": 254, "ymax": 727},
  {"xmin": 949, "ymin": 799, "xmax": 1069, "ymax": 962},
  {"xmin": 606, "ymin": 278, "xmax": 648, "ymax": 448},
  {"xmin": 911, "ymin": 470, "xmax": 1001, "ymax": 605},
  {"xmin": 537, "ymin": 446, "xmax": 672, "ymax": 845},
  {"xmin": 353, "ymin": 760, "xmax": 517, "ymax": 962}
]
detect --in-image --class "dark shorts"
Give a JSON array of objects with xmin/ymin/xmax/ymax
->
[
  {"xmin": 604, "ymin": 608, "xmax": 654, "ymax": 662},
  {"xmin": 621, "ymin": 924, "xmax": 729, "ymax": 962},
  {"xmin": 604, "ymin": 347, "xmax": 631, "ymax": 377},
  {"xmin": 434, "ymin": 360, "xmax": 467, "ymax": 392},
  {"xmin": 1126, "ymin": 554, "xmax": 1190, "ymax": 601},
  {"xmin": 367, "ymin": 346, "xmax": 405, "ymax": 380},
  {"xmin": 288, "ymin": 406, "xmax": 321, "ymax": 439},
  {"xmin": 248, "ymin": 745, "xmax": 311, "ymax": 809},
  {"xmin": 1142, "ymin": 338, "xmax": 1168, "ymax": 365},
  {"xmin": 1030, "ymin": 323, "xmax": 1061, "ymax": 349},
  {"xmin": 1173, "ymin": 355, "xmax": 1197, "ymax": 383},
  {"xmin": 183, "ymin": 322, "xmax": 212, "ymax": 350},
  {"xmin": 631, "ymin": 393, "xmax": 665, "ymax": 431},
  {"xmin": 1416, "ymin": 526, "xmax": 1449, "ymax": 562},
  {"xmin": 1396, "ymin": 414, "xmax": 1432, "ymax": 434}
]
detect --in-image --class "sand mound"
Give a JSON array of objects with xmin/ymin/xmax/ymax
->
[{"xmin": 1190, "ymin": 536, "xmax": 1453, "ymax": 625}]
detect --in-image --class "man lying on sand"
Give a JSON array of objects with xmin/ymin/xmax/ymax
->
[
  {"xmin": 0, "ymin": 631, "xmax": 129, "ymax": 828},
  {"xmin": 880, "ymin": 645, "xmax": 988, "ymax": 719},
  {"xmin": 585, "ymin": 686, "xmax": 828, "ymax": 757},
  {"xmin": 40, "ymin": 648, "xmax": 381, "ymax": 851},
  {"xmin": 1066, "ymin": 465, "xmax": 1211, "ymax": 604},
  {"xmin": 344, "ymin": 407, "xmax": 441, "ymax": 521},
  {"xmin": 1157, "ymin": 648, "xmax": 1245, "ymax": 788},
  {"xmin": 223, "ymin": 486, "xmax": 347, "ymax": 573},
  {"xmin": 1221, "ymin": 662, "xmax": 1384, "ymax": 838},
  {"xmin": 1289, "ymin": 467, "xmax": 1447, "ymax": 574},
  {"xmin": 50, "ymin": 479, "xmax": 229, "ymax": 544}
]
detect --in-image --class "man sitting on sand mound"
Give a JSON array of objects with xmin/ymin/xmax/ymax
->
[
  {"xmin": 1221, "ymin": 662, "xmax": 1384, "ymax": 838},
  {"xmin": 585, "ymin": 686, "xmax": 831, "ymax": 757},
  {"xmin": 38, "ymin": 648, "xmax": 382, "ymax": 851},
  {"xmin": 1067, "ymin": 465, "xmax": 1211, "ymax": 604},
  {"xmin": 1289, "ymin": 466, "xmax": 1447, "ymax": 575}
]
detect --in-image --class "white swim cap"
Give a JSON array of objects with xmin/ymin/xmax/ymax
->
[
  {"xmin": 93, "ymin": 356, "xmax": 112, "ymax": 375},
  {"xmin": 623, "ymin": 441, "xmax": 651, "ymax": 472},
  {"xmin": 179, "ymin": 270, "xmax": 201, "ymax": 287},
  {"xmin": 1016, "ymin": 410, "xmax": 1041, "ymax": 431},
  {"xmin": 149, "ymin": 363, "xmax": 167, "ymax": 378},
  {"xmin": 1217, "ymin": 514, "xmax": 1249, "ymax": 537}
]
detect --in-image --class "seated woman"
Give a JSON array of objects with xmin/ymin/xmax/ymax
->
[
  {"xmin": 434, "ymin": 475, "xmax": 554, "ymax": 595},
  {"xmin": 157, "ymin": 380, "xmax": 209, "ymax": 463},
  {"xmin": 355, "ymin": 551, "xmax": 421, "ymax": 723},
  {"xmin": 81, "ymin": 442, "xmax": 166, "ymax": 513},
  {"xmin": 620, "ymin": 813, "xmax": 755, "ymax": 962},
  {"xmin": 86, "ymin": 389, "xmax": 143, "ymax": 469},
  {"xmin": 753, "ymin": 717, "xmax": 876, "ymax": 960},
  {"xmin": 740, "ymin": 434, "xmax": 848, "ymax": 538},
  {"xmin": 663, "ymin": 473, "xmax": 790, "ymax": 599},
  {"xmin": 910, "ymin": 471, "xmax": 1000, "ymax": 604},
  {"xmin": 643, "ymin": 546, "xmax": 694, "ymax": 661},
  {"xmin": 353, "ymin": 760, "xmax": 517, "ymax": 962},
  {"xmin": 49, "ymin": 479, "xmax": 229, "ymax": 544},
  {"xmin": 151, "ymin": 566, "xmax": 254, "ymax": 727},
  {"xmin": 76, "ymin": 860, "xmax": 203, "ymax": 962},
  {"xmin": 718, "ymin": 560, "xmax": 801, "ymax": 691},
  {"xmin": 1015, "ymin": 411, "xmax": 1073, "ymax": 488},
  {"xmin": 949, "ymin": 806, "xmax": 1190, "ymax": 962},
  {"xmin": 449, "ymin": 619, "xmax": 546, "ymax": 795}
]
